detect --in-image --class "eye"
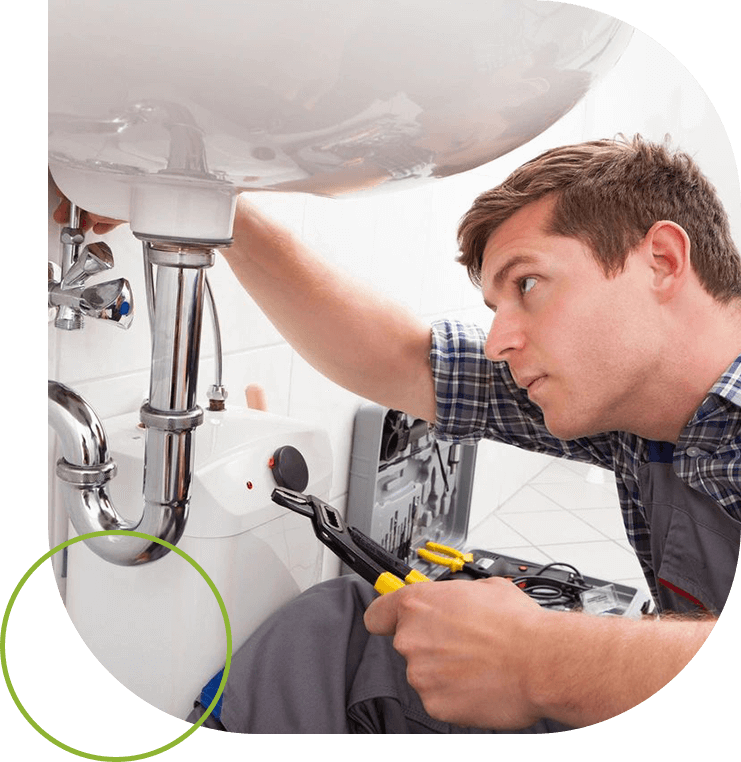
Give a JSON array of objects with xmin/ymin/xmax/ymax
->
[{"xmin": 518, "ymin": 276, "xmax": 537, "ymax": 296}]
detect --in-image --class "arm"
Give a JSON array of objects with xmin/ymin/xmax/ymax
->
[
  {"xmin": 529, "ymin": 603, "xmax": 714, "ymax": 728},
  {"xmin": 364, "ymin": 577, "xmax": 714, "ymax": 730},
  {"xmin": 221, "ymin": 195, "xmax": 437, "ymax": 422}
]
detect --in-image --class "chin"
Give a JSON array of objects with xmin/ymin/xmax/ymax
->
[
  {"xmin": 544, "ymin": 423, "xmax": 582, "ymax": 441},
  {"xmin": 542, "ymin": 412, "xmax": 595, "ymax": 441}
]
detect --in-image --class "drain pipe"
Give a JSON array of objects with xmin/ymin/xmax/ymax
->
[{"xmin": 49, "ymin": 240, "xmax": 214, "ymax": 565}]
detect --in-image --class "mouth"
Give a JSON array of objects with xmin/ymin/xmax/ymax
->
[{"xmin": 520, "ymin": 375, "xmax": 547, "ymax": 395}]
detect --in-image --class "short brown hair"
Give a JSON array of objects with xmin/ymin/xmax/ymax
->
[{"xmin": 457, "ymin": 135, "xmax": 741, "ymax": 303}]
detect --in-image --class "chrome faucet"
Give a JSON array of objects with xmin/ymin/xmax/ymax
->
[{"xmin": 49, "ymin": 203, "xmax": 134, "ymax": 330}]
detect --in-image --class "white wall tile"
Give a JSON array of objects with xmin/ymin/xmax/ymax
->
[
  {"xmin": 287, "ymin": 353, "xmax": 365, "ymax": 501},
  {"xmin": 204, "ymin": 254, "xmax": 284, "ymax": 354},
  {"xmin": 217, "ymin": 344, "xmax": 293, "ymax": 418}
]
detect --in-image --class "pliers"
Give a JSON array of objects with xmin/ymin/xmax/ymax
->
[
  {"xmin": 271, "ymin": 487, "xmax": 430, "ymax": 595},
  {"xmin": 417, "ymin": 541, "xmax": 494, "ymax": 579}
]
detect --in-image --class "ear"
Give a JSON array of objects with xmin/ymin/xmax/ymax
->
[{"xmin": 641, "ymin": 220, "xmax": 691, "ymax": 302}]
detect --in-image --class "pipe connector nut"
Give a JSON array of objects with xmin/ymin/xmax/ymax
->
[
  {"xmin": 145, "ymin": 246, "xmax": 215, "ymax": 269},
  {"xmin": 56, "ymin": 458, "xmax": 117, "ymax": 486},
  {"xmin": 139, "ymin": 403, "xmax": 204, "ymax": 432}
]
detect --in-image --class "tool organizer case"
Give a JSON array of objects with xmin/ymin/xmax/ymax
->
[
  {"xmin": 346, "ymin": 403, "xmax": 651, "ymax": 616},
  {"xmin": 346, "ymin": 403, "xmax": 477, "ymax": 569}
]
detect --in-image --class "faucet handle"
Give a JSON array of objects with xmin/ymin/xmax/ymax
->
[
  {"xmin": 64, "ymin": 241, "xmax": 115, "ymax": 288},
  {"xmin": 79, "ymin": 277, "xmax": 134, "ymax": 329}
]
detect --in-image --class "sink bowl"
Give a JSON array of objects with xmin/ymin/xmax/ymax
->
[{"xmin": 49, "ymin": 0, "xmax": 632, "ymax": 239}]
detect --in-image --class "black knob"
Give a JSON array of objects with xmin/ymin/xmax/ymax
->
[{"xmin": 270, "ymin": 445, "xmax": 309, "ymax": 492}]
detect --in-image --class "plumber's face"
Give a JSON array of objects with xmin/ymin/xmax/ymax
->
[{"xmin": 480, "ymin": 197, "xmax": 658, "ymax": 440}]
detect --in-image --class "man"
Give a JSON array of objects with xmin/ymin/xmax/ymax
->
[{"xmin": 54, "ymin": 135, "xmax": 741, "ymax": 732}]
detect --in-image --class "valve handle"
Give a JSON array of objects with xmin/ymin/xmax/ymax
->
[{"xmin": 64, "ymin": 241, "xmax": 115, "ymax": 287}]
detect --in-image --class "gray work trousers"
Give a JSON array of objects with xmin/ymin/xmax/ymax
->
[{"xmin": 187, "ymin": 575, "xmax": 570, "ymax": 734}]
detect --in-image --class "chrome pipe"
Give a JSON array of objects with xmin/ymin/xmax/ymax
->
[
  {"xmin": 143, "ymin": 241, "xmax": 226, "ymax": 408},
  {"xmin": 146, "ymin": 245, "xmax": 212, "ymax": 410},
  {"xmin": 142, "ymin": 240, "xmax": 156, "ymax": 347},
  {"xmin": 55, "ymin": 202, "xmax": 85, "ymax": 330},
  {"xmin": 49, "ymin": 379, "xmax": 109, "ymax": 468},
  {"xmin": 204, "ymin": 276, "xmax": 223, "ymax": 389},
  {"xmin": 49, "ymin": 240, "xmax": 216, "ymax": 566},
  {"xmin": 204, "ymin": 274, "xmax": 228, "ymax": 410},
  {"xmin": 141, "ymin": 243, "xmax": 212, "ymax": 520},
  {"xmin": 48, "ymin": 380, "xmax": 185, "ymax": 565}
]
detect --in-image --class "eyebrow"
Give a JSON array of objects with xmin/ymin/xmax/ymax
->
[{"xmin": 483, "ymin": 254, "xmax": 538, "ymax": 311}]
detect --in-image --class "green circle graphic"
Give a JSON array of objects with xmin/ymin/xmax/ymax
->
[{"xmin": 1, "ymin": 530, "xmax": 232, "ymax": 761}]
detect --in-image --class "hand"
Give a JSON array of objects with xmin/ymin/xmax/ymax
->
[
  {"xmin": 51, "ymin": 188, "xmax": 125, "ymax": 236},
  {"xmin": 363, "ymin": 576, "xmax": 546, "ymax": 730}
]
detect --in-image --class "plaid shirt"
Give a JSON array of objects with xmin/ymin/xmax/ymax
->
[{"xmin": 429, "ymin": 319, "xmax": 741, "ymax": 594}]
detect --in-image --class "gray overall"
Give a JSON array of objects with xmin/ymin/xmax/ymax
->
[
  {"xmin": 187, "ymin": 458, "xmax": 739, "ymax": 733},
  {"xmin": 639, "ymin": 460, "xmax": 739, "ymax": 614}
]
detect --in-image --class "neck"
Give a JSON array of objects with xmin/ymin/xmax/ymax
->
[{"xmin": 631, "ymin": 300, "xmax": 741, "ymax": 443}]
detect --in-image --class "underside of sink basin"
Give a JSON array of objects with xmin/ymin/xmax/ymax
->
[{"xmin": 49, "ymin": 0, "xmax": 632, "ymax": 239}]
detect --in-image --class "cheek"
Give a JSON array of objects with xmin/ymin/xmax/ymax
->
[
  {"xmin": 546, "ymin": 303, "xmax": 635, "ymax": 399},
  {"xmin": 570, "ymin": 285, "xmax": 638, "ymax": 348},
  {"xmin": 562, "ymin": 306, "xmax": 653, "ymax": 412},
  {"xmin": 544, "ymin": 302, "xmax": 610, "ymax": 367}
]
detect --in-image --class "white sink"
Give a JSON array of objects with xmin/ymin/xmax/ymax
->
[{"xmin": 49, "ymin": 0, "xmax": 631, "ymax": 240}]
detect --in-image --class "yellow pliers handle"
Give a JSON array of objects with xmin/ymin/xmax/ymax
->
[
  {"xmin": 374, "ymin": 569, "xmax": 429, "ymax": 595},
  {"xmin": 417, "ymin": 542, "xmax": 474, "ymax": 573}
]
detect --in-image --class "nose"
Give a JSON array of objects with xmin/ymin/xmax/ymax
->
[{"xmin": 484, "ymin": 312, "xmax": 525, "ymax": 361}]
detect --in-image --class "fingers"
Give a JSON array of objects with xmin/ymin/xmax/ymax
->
[
  {"xmin": 50, "ymin": 180, "xmax": 125, "ymax": 234},
  {"xmin": 365, "ymin": 575, "xmax": 540, "ymax": 639},
  {"xmin": 89, "ymin": 219, "xmax": 121, "ymax": 235},
  {"xmin": 51, "ymin": 198, "xmax": 124, "ymax": 234},
  {"xmin": 363, "ymin": 587, "xmax": 404, "ymax": 636},
  {"xmin": 52, "ymin": 197, "xmax": 70, "ymax": 225}
]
